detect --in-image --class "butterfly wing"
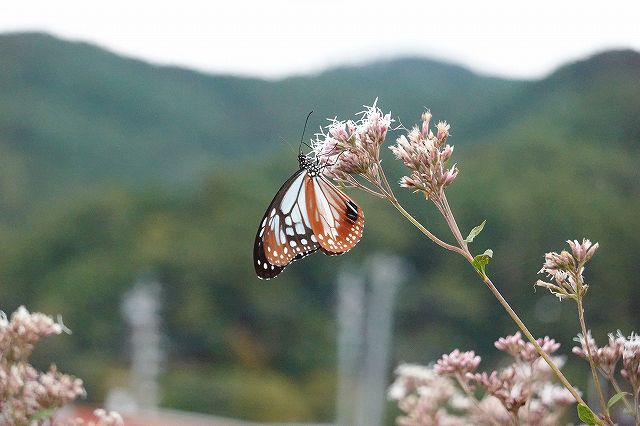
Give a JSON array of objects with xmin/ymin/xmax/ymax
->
[
  {"xmin": 254, "ymin": 169, "xmax": 321, "ymax": 279},
  {"xmin": 305, "ymin": 175, "xmax": 364, "ymax": 256}
]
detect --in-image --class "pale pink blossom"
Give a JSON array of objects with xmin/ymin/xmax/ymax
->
[
  {"xmin": 434, "ymin": 349, "xmax": 481, "ymax": 376},
  {"xmin": 389, "ymin": 111, "xmax": 457, "ymax": 200},
  {"xmin": 390, "ymin": 333, "xmax": 580, "ymax": 425},
  {"xmin": 567, "ymin": 239, "xmax": 599, "ymax": 264},
  {"xmin": 0, "ymin": 306, "xmax": 118, "ymax": 425},
  {"xmin": 619, "ymin": 332, "xmax": 640, "ymax": 391},
  {"xmin": 495, "ymin": 332, "xmax": 559, "ymax": 363},
  {"xmin": 536, "ymin": 238, "xmax": 598, "ymax": 300},
  {"xmin": 470, "ymin": 368, "xmax": 529, "ymax": 414},
  {"xmin": 389, "ymin": 364, "xmax": 460, "ymax": 426},
  {"xmin": 538, "ymin": 383, "xmax": 577, "ymax": 407},
  {"xmin": 313, "ymin": 99, "xmax": 392, "ymax": 188},
  {"xmin": 495, "ymin": 332, "xmax": 526, "ymax": 358},
  {"xmin": 521, "ymin": 336, "xmax": 561, "ymax": 363},
  {"xmin": 572, "ymin": 331, "xmax": 624, "ymax": 377}
]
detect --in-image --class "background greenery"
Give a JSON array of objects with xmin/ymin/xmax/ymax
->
[{"xmin": 1, "ymin": 32, "xmax": 639, "ymax": 422}]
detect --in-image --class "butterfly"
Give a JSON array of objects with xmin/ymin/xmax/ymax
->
[{"xmin": 253, "ymin": 116, "xmax": 364, "ymax": 280}]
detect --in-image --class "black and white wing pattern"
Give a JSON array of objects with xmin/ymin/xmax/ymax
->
[
  {"xmin": 254, "ymin": 158, "xmax": 365, "ymax": 280},
  {"xmin": 254, "ymin": 169, "xmax": 321, "ymax": 279}
]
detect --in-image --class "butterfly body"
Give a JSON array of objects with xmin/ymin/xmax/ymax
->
[{"xmin": 254, "ymin": 153, "xmax": 364, "ymax": 279}]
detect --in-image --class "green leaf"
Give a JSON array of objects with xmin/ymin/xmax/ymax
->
[
  {"xmin": 465, "ymin": 220, "xmax": 486, "ymax": 243},
  {"xmin": 577, "ymin": 403, "xmax": 597, "ymax": 425},
  {"xmin": 607, "ymin": 391, "xmax": 631, "ymax": 409},
  {"xmin": 472, "ymin": 249, "xmax": 493, "ymax": 277}
]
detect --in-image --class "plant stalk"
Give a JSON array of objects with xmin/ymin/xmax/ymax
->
[
  {"xmin": 607, "ymin": 374, "xmax": 634, "ymax": 413},
  {"xmin": 391, "ymin": 196, "xmax": 605, "ymax": 424},
  {"xmin": 576, "ymin": 296, "xmax": 610, "ymax": 423},
  {"xmin": 481, "ymin": 274, "xmax": 586, "ymax": 405},
  {"xmin": 628, "ymin": 373, "xmax": 640, "ymax": 425},
  {"xmin": 388, "ymin": 199, "xmax": 469, "ymax": 259},
  {"xmin": 634, "ymin": 389, "xmax": 639, "ymax": 426}
]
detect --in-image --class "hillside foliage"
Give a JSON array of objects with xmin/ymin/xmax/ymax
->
[{"xmin": 0, "ymin": 32, "xmax": 639, "ymax": 421}]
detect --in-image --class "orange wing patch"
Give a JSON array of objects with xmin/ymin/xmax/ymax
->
[
  {"xmin": 258, "ymin": 173, "xmax": 320, "ymax": 268},
  {"xmin": 305, "ymin": 176, "xmax": 364, "ymax": 255}
]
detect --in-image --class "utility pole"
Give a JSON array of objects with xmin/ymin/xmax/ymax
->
[
  {"xmin": 121, "ymin": 277, "xmax": 164, "ymax": 412},
  {"xmin": 336, "ymin": 254, "xmax": 407, "ymax": 426}
]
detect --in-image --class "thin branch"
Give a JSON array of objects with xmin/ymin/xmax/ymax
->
[
  {"xmin": 576, "ymin": 296, "xmax": 611, "ymax": 423},
  {"xmin": 386, "ymin": 193, "xmax": 602, "ymax": 422},
  {"xmin": 480, "ymin": 274, "xmax": 587, "ymax": 408},
  {"xmin": 606, "ymin": 373, "xmax": 634, "ymax": 413},
  {"xmin": 388, "ymin": 199, "xmax": 469, "ymax": 258},
  {"xmin": 439, "ymin": 192, "xmax": 468, "ymax": 251}
]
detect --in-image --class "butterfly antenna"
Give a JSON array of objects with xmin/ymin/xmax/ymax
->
[
  {"xmin": 299, "ymin": 111, "xmax": 314, "ymax": 155},
  {"xmin": 279, "ymin": 136, "xmax": 297, "ymax": 154}
]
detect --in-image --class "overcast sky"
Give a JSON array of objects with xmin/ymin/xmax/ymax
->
[{"xmin": 2, "ymin": 0, "xmax": 639, "ymax": 80}]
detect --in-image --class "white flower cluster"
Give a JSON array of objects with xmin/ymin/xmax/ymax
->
[
  {"xmin": 0, "ymin": 306, "xmax": 122, "ymax": 426},
  {"xmin": 388, "ymin": 333, "xmax": 576, "ymax": 426}
]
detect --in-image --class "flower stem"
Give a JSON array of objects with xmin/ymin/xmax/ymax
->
[
  {"xmin": 481, "ymin": 274, "xmax": 586, "ymax": 404},
  {"xmin": 576, "ymin": 296, "xmax": 611, "ymax": 423},
  {"xmin": 388, "ymin": 199, "xmax": 469, "ymax": 258},
  {"xmin": 607, "ymin": 374, "xmax": 634, "ymax": 413},
  {"xmin": 389, "ymin": 196, "xmax": 606, "ymax": 425},
  {"xmin": 483, "ymin": 272, "xmax": 606, "ymax": 425},
  {"xmin": 634, "ymin": 389, "xmax": 639, "ymax": 426},
  {"xmin": 377, "ymin": 163, "xmax": 396, "ymax": 200},
  {"xmin": 440, "ymin": 193, "xmax": 468, "ymax": 251},
  {"xmin": 432, "ymin": 194, "xmax": 599, "ymax": 414}
]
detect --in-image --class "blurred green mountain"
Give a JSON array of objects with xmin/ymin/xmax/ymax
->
[
  {"xmin": 1, "ymin": 32, "xmax": 639, "ymax": 422},
  {"xmin": 0, "ymin": 32, "xmax": 521, "ymax": 212}
]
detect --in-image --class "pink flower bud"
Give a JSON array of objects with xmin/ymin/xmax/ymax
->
[
  {"xmin": 442, "ymin": 166, "xmax": 458, "ymax": 187},
  {"xmin": 436, "ymin": 121, "xmax": 450, "ymax": 142},
  {"xmin": 440, "ymin": 144, "xmax": 454, "ymax": 162},
  {"xmin": 434, "ymin": 349, "xmax": 481, "ymax": 376},
  {"xmin": 421, "ymin": 111, "xmax": 432, "ymax": 137},
  {"xmin": 567, "ymin": 239, "xmax": 598, "ymax": 264}
]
